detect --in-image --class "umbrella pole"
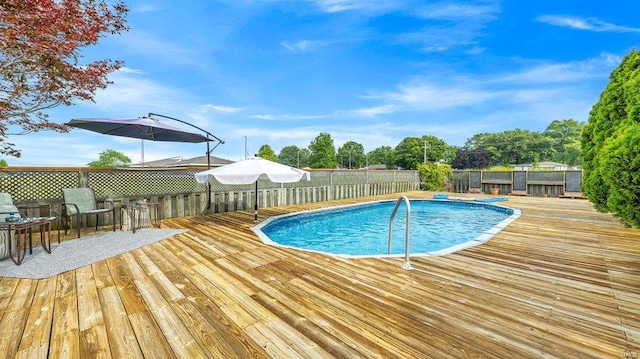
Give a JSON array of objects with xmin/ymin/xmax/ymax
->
[
  {"xmin": 147, "ymin": 112, "xmax": 225, "ymax": 211},
  {"xmin": 254, "ymin": 181, "xmax": 259, "ymax": 222},
  {"xmin": 206, "ymin": 142, "xmax": 212, "ymax": 210}
]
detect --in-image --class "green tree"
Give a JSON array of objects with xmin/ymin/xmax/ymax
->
[
  {"xmin": 465, "ymin": 132, "xmax": 502, "ymax": 164},
  {"xmin": 278, "ymin": 145, "xmax": 304, "ymax": 168},
  {"xmin": 280, "ymin": 146, "xmax": 310, "ymax": 168},
  {"xmin": 394, "ymin": 137, "xmax": 422, "ymax": 170},
  {"xmin": 561, "ymin": 142, "xmax": 582, "ymax": 167},
  {"xmin": 466, "ymin": 129, "xmax": 555, "ymax": 166},
  {"xmin": 257, "ymin": 144, "xmax": 277, "ymax": 161},
  {"xmin": 308, "ymin": 133, "xmax": 336, "ymax": 169},
  {"xmin": 87, "ymin": 149, "xmax": 131, "ymax": 168},
  {"xmin": 367, "ymin": 146, "xmax": 394, "ymax": 169},
  {"xmin": 0, "ymin": 0, "xmax": 129, "ymax": 157},
  {"xmin": 298, "ymin": 148, "xmax": 311, "ymax": 168},
  {"xmin": 336, "ymin": 141, "xmax": 365, "ymax": 169},
  {"xmin": 421, "ymin": 135, "xmax": 449, "ymax": 163},
  {"xmin": 500, "ymin": 129, "xmax": 555, "ymax": 165},
  {"xmin": 443, "ymin": 145, "xmax": 458, "ymax": 165},
  {"xmin": 581, "ymin": 49, "xmax": 640, "ymax": 227},
  {"xmin": 0, "ymin": 159, "xmax": 7, "ymax": 166},
  {"xmin": 544, "ymin": 119, "xmax": 585, "ymax": 166},
  {"xmin": 394, "ymin": 135, "xmax": 448, "ymax": 170}
]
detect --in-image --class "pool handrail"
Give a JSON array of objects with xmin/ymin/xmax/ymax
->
[{"xmin": 389, "ymin": 195, "xmax": 412, "ymax": 270}]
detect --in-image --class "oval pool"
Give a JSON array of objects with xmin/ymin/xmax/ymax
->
[{"xmin": 252, "ymin": 199, "xmax": 521, "ymax": 257}]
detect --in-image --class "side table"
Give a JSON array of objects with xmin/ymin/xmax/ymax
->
[
  {"xmin": 121, "ymin": 203, "xmax": 161, "ymax": 233},
  {"xmin": 0, "ymin": 217, "xmax": 56, "ymax": 265}
]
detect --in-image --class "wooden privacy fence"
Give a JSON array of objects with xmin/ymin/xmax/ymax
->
[
  {"xmin": 451, "ymin": 170, "xmax": 584, "ymax": 197},
  {"xmin": 0, "ymin": 167, "xmax": 419, "ymax": 229}
]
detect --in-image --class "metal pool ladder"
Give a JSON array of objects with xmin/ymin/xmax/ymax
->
[{"xmin": 389, "ymin": 195, "xmax": 412, "ymax": 270}]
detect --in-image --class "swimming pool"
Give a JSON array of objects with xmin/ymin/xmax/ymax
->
[{"xmin": 253, "ymin": 199, "xmax": 521, "ymax": 258}]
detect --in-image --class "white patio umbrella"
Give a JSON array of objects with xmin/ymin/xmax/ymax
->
[{"xmin": 194, "ymin": 157, "xmax": 310, "ymax": 222}]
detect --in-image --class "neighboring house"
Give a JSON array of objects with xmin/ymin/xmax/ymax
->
[
  {"xmin": 513, "ymin": 161, "xmax": 569, "ymax": 171},
  {"xmin": 129, "ymin": 156, "xmax": 185, "ymax": 168},
  {"xmin": 130, "ymin": 155, "xmax": 233, "ymax": 168},
  {"xmin": 169, "ymin": 155, "xmax": 234, "ymax": 168}
]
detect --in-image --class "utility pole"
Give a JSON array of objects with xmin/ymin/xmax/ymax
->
[{"xmin": 423, "ymin": 140, "xmax": 427, "ymax": 164}]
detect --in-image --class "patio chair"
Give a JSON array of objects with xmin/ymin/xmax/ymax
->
[
  {"xmin": 0, "ymin": 192, "xmax": 23, "ymax": 260},
  {"xmin": 61, "ymin": 188, "xmax": 115, "ymax": 238}
]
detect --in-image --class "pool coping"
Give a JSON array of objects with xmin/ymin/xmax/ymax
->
[{"xmin": 252, "ymin": 198, "xmax": 522, "ymax": 259}]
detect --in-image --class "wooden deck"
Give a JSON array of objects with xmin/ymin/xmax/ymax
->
[{"xmin": 1, "ymin": 192, "xmax": 639, "ymax": 358}]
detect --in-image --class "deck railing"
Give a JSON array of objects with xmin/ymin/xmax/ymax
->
[{"xmin": 0, "ymin": 167, "xmax": 419, "ymax": 229}]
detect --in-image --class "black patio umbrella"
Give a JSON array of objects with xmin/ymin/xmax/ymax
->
[
  {"xmin": 66, "ymin": 115, "xmax": 224, "ymax": 209},
  {"xmin": 65, "ymin": 117, "xmax": 212, "ymax": 143}
]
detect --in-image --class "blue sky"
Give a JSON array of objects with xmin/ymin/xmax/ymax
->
[{"xmin": 6, "ymin": 0, "xmax": 640, "ymax": 166}]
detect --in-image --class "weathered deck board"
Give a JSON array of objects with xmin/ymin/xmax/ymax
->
[
  {"xmin": 16, "ymin": 277, "xmax": 56, "ymax": 358},
  {"xmin": 0, "ymin": 192, "xmax": 639, "ymax": 358}
]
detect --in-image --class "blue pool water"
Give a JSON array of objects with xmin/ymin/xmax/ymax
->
[{"xmin": 253, "ymin": 199, "xmax": 520, "ymax": 257}]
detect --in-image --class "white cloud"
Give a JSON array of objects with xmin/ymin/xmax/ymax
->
[
  {"xmin": 240, "ymin": 127, "xmax": 319, "ymax": 141},
  {"xmin": 234, "ymin": 122, "xmax": 400, "ymax": 153},
  {"xmin": 311, "ymin": 0, "xmax": 401, "ymax": 13},
  {"xmin": 383, "ymin": 82, "xmax": 500, "ymax": 110},
  {"xmin": 399, "ymin": 2, "xmax": 500, "ymax": 52},
  {"xmin": 493, "ymin": 53, "xmax": 619, "ymax": 84},
  {"xmin": 537, "ymin": 15, "xmax": 640, "ymax": 33},
  {"xmin": 116, "ymin": 30, "xmax": 199, "ymax": 65},
  {"xmin": 133, "ymin": 4, "xmax": 162, "ymax": 13},
  {"xmin": 495, "ymin": 63, "xmax": 596, "ymax": 84},
  {"xmin": 342, "ymin": 105, "xmax": 397, "ymax": 117},
  {"xmin": 87, "ymin": 68, "xmax": 187, "ymax": 116},
  {"xmin": 241, "ymin": 54, "xmax": 614, "ymax": 126},
  {"xmin": 350, "ymin": 53, "xmax": 615, "ymax": 133},
  {"xmin": 249, "ymin": 113, "xmax": 329, "ymax": 121},
  {"xmin": 251, "ymin": 114, "xmax": 276, "ymax": 120},
  {"xmin": 417, "ymin": 2, "xmax": 499, "ymax": 21},
  {"xmin": 281, "ymin": 40, "xmax": 316, "ymax": 52},
  {"xmin": 510, "ymin": 88, "xmax": 570, "ymax": 103},
  {"xmin": 465, "ymin": 47, "xmax": 486, "ymax": 55},
  {"xmin": 205, "ymin": 104, "xmax": 243, "ymax": 113},
  {"xmin": 117, "ymin": 67, "xmax": 146, "ymax": 75}
]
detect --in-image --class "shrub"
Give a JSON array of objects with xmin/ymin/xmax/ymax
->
[
  {"xmin": 601, "ymin": 125, "xmax": 640, "ymax": 227},
  {"xmin": 581, "ymin": 49, "xmax": 640, "ymax": 228},
  {"xmin": 418, "ymin": 162, "xmax": 453, "ymax": 191}
]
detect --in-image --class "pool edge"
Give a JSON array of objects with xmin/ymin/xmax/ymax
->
[{"xmin": 252, "ymin": 198, "xmax": 522, "ymax": 259}]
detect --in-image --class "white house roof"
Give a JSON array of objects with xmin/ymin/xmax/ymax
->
[
  {"xmin": 131, "ymin": 155, "xmax": 233, "ymax": 168},
  {"xmin": 515, "ymin": 161, "xmax": 568, "ymax": 168}
]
